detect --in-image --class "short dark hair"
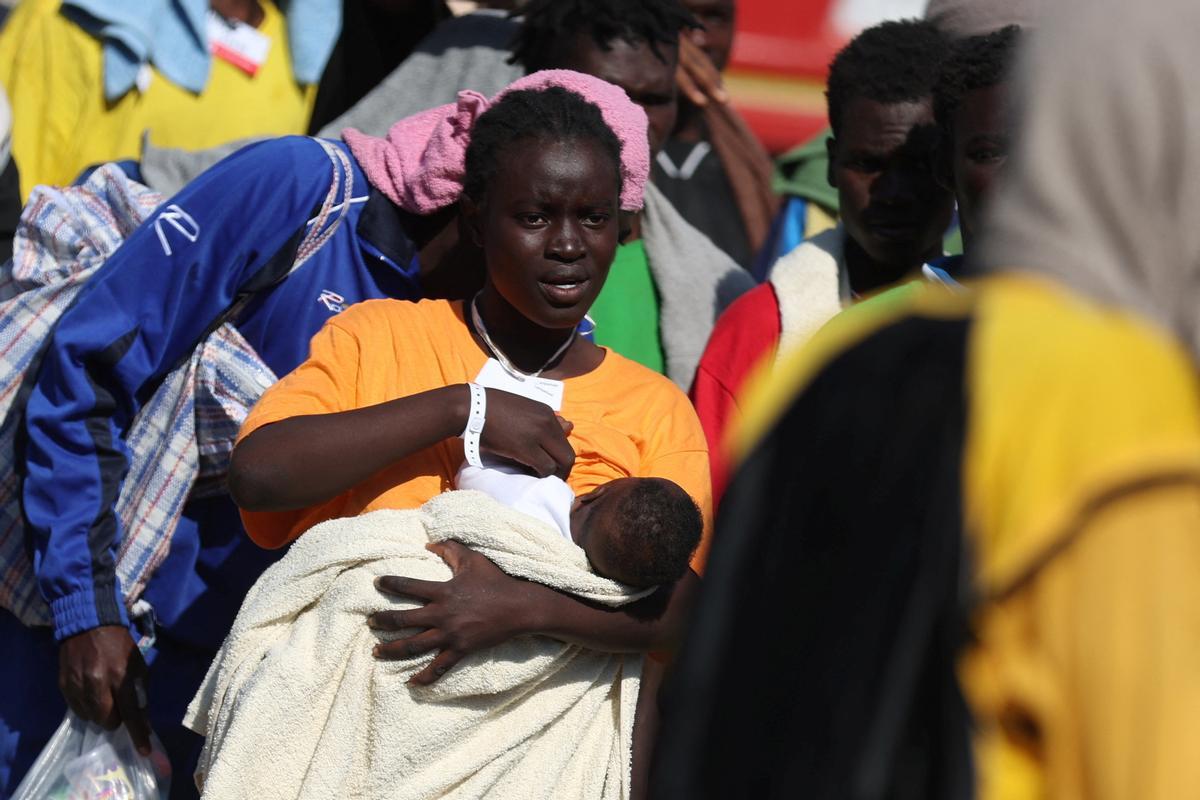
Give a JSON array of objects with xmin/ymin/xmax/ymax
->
[
  {"xmin": 933, "ymin": 25, "xmax": 1022, "ymax": 141},
  {"xmin": 510, "ymin": 0, "xmax": 698, "ymax": 73},
  {"xmin": 463, "ymin": 86, "xmax": 623, "ymax": 203},
  {"xmin": 826, "ymin": 19, "xmax": 949, "ymax": 137},
  {"xmin": 606, "ymin": 479, "xmax": 702, "ymax": 588}
]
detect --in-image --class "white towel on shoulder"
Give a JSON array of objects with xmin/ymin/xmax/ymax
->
[{"xmin": 185, "ymin": 490, "xmax": 651, "ymax": 800}]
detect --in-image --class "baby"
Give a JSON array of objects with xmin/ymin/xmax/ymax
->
[{"xmin": 456, "ymin": 462, "xmax": 702, "ymax": 588}]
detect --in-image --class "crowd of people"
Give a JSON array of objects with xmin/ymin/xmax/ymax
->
[{"xmin": 0, "ymin": 0, "xmax": 1196, "ymax": 798}]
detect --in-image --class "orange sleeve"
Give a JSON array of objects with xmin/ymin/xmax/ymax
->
[
  {"xmin": 640, "ymin": 390, "xmax": 714, "ymax": 573},
  {"xmin": 239, "ymin": 317, "xmax": 363, "ymax": 443},
  {"xmin": 237, "ymin": 316, "xmax": 365, "ymax": 548}
]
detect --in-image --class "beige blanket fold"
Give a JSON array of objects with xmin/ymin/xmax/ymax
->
[{"xmin": 185, "ymin": 491, "xmax": 650, "ymax": 800}]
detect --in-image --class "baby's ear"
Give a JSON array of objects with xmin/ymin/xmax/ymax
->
[{"xmin": 577, "ymin": 484, "xmax": 608, "ymax": 504}]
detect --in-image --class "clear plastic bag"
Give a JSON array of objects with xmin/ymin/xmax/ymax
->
[{"xmin": 11, "ymin": 712, "xmax": 172, "ymax": 800}]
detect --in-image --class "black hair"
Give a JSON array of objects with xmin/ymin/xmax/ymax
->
[
  {"xmin": 510, "ymin": 0, "xmax": 698, "ymax": 73},
  {"xmin": 462, "ymin": 86, "xmax": 623, "ymax": 203},
  {"xmin": 826, "ymin": 19, "xmax": 949, "ymax": 137},
  {"xmin": 605, "ymin": 479, "xmax": 703, "ymax": 588},
  {"xmin": 933, "ymin": 25, "xmax": 1022, "ymax": 141}
]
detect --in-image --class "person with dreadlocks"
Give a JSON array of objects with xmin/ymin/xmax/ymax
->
[
  {"xmin": 652, "ymin": 0, "xmax": 779, "ymax": 271},
  {"xmin": 690, "ymin": 19, "xmax": 954, "ymax": 506},
  {"xmin": 506, "ymin": 0, "xmax": 752, "ymax": 389}
]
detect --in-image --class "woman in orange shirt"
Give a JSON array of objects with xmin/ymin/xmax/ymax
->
[{"xmin": 230, "ymin": 74, "xmax": 712, "ymax": 686}]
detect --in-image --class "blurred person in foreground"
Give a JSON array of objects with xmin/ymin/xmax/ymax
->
[
  {"xmin": 651, "ymin": 0, "xmax": 778, "ymax": 270},
  {"xmin": 651, "ymin": 0, "xmax": 1200, "ymax": 796},
  {"xmin": 689, "ymin": 19, "xmax": 954, "ymax": 505}
]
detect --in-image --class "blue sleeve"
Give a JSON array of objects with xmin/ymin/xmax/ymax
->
[
  {"xmin": 24, "ymin": 136, "xmax": 340, "ymax": 640},
  {"xmin": 752, "ymin": 196, "xmax": 810, "ymax": 282}
]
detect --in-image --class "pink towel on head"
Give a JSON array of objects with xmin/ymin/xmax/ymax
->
[{"xmin": 342, "ymin": 69, "xmax": 650, "ymax": 214}]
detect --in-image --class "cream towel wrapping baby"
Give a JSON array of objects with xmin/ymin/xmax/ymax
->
[{"xmin": 185, "ymin": 491, "xmax": 652, "ymax": 800}]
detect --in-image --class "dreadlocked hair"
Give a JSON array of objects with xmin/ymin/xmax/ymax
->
[
  {"xmin": 509, "ymin": 0, "xmax": 698, "ymax": 72},
  {"xmin": 826, "ymin": 19, "xmax": 949, "ymax": 137},
  {"xmin": 933, "ymin": 25, "xmax": 1022, "ymax": 141},
  {"xmin": 606, "ymin": 479, "xmax": 703, "ymax": 589},
  {"xmin": 463, "ymin": 87, "xmax": 623, "ymax": 203}
]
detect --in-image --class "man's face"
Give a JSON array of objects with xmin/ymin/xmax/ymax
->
[
  {"xmin": 682, "ymin": 0, "xmax": 736, "ymax": 72},
  {"xmin": 948, "ymin": 82, "xmax": 1012, "ymax": 250},
  {"xmin": 559, "ymin": 34, "xmax": 679, "ymax": 157},
  {"xmin": 828, "ymin": 97, "xmax": 954, "ymax": 270}
]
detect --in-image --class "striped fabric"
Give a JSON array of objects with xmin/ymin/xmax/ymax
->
[{"xmin": 0, "ymin": 141, "xmax": 348, "ymax": 627}]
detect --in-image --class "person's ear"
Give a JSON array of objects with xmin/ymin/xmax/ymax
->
[
  {"xmin": 826, "ymin": 135, "xmax": 838, "ymax": 189},
  {"xmin": 578, "ymin": 484, "xmax": 608, "ymax": 505},
  {"xmin": 618, "ymin": 210, "xmax": 636, "ymax": 244},
  {"xmin": 459, "ymin": 194, "xmax": 484, "ymax": 248}
]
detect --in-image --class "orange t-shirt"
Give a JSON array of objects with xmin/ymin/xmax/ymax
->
[{"xmin": 238, "ymin": 298, "xmax": 715, "ymax": 568}]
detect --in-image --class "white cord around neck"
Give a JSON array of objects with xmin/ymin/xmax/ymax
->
[{"xmin": 470, "ymin": 293, "xmax": 577, "ymax": 380}]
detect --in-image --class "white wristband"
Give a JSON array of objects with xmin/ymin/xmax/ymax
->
[{"xmin": 461, "ymin": 382, "xmax": 486, "ymax": 468}]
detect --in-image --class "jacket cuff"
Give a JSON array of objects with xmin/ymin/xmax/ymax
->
[{"xmin": 49, "ymin": 581, "xmax": 128, "ymax": 641}]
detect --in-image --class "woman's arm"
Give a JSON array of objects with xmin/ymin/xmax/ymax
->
[
  {"xmin": 230, "ymin": 385, "xmax": 469, "ymax": 512},
  {"xmin": 369, "ymin": 540, "xmax": 699, "ymax": 685},
  {"xmin": 231, "ymin": 386, "xmax": 577, "ymax": 512}
]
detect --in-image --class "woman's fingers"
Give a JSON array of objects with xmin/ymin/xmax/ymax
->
[
  {"xmin": 407, "ymin": 649, "xmax": 463, "ymax": 686},
  {"xmin": 375, "ymin": 574, "xmax": 446, "ymax": 601},
  {"xmin": 373, "ymin": 629, "xmax": 447, "ymax": 661}
]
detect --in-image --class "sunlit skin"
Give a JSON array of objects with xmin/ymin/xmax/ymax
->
[
  {"xmin": 569, "ymin": 478, "xmax": 639, "ymax": 582},
  {"xmin": 827, "ymin": 97, "xmax": 954, "ymax": 295},
  {"xmin": 570, "ymin": 477, "xmax": 680, "ymax": 587},
  {"xmin": 944, "ymin": 82, "xmax": 1012, "ymax": 252},
  {"xmin": 682, "ymin": 0, "xmax": 736, "ymax": 72},
  {"xmin": 558, "ymin": 34, "xmax": 679, "ymax": 157},
  {"xmin": 461, "ymin": 136, "xmax": 620, "ymax": 378}
]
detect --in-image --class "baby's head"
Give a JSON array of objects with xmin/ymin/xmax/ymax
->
[{"xmin": 569, "ymin": 477, "xmax": 702, "ymax": 588}]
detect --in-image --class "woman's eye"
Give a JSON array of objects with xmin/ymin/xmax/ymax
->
[
  {"xmin": 519, "ymin": 213, "xmax": 548, "ymax": 226},
  {"xmin": 582, "ymin": 213, "xmax": 611, "ymax": 227}
]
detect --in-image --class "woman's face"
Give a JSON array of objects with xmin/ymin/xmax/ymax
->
[{"xmin": 469, "ymin": 136, "xmax": 621, "ymax": 330}]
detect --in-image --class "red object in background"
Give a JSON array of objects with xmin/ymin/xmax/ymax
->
[{"xmin": 726, "ymin": 0, "xmax": 850, "ymax": 153}]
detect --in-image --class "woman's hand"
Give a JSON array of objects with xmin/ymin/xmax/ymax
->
[
  {"xmin": 479, "ymin": 388, "xmax": 575, "ymax": 479},
  {"xmin": 369, "ymin": 541, "xmax": 547, "ymax": 685}
]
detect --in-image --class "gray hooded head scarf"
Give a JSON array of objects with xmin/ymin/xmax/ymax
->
[
  {"xmin": 923, "ymin": 0, "xmax": 1039, "ymax": 38},
  {"xmin": 975, "ymin": 0, "xmax": 1200, "ymax": 362}
]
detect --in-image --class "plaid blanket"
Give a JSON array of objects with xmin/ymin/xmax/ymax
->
[{"xmin": 0, "ymin": 141, "xmax": 350, "ymax": 627}]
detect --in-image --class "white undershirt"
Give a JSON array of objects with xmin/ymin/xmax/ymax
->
[{"xmin": 455, "ymin": 461, "xmax": 576, "ymax": 541}]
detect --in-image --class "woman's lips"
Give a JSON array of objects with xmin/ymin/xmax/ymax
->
[{"xmin": 538, "ymin": 278, "xmax": 590, "ymax": 305}]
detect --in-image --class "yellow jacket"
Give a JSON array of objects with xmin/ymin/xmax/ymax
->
[
  {"xmin": 0, "ymin": 0, "xmax": 315, "ymax": 199},
  {"xmin": 737, "ymin": 273, "xmax": 1200, "ymax": 800}
]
